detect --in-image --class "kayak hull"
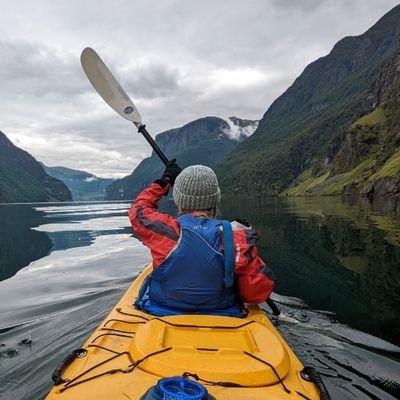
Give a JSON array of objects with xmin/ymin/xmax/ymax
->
[{"xmin": 45, "ymin": 265, "xmax": 320, "ymax": 399}]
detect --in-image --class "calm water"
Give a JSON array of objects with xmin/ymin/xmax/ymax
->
[{"xmin": 0, "ymin": 196, "xmax": 399, "ymax": 400}]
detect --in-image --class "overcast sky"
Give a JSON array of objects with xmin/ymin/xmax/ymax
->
[{"xmin": 0, "ymin": 0, "xmax": 398, "ymax": 178}]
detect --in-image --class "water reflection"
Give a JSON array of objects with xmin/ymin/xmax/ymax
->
[
  {"xmin": 0, "ymin": 205, "xmax": 51, "ymax": 281},
  {"xmin": 0, "ymin": 199, "xmax": 399, "ymax": 399},
  {"xmin": 0, "ymin": 201, "xmax": 149, "ymax": 400},
  {"xmin": 0, "ymin": 202, "xmax": 133, "ymax": 282},
  {"xmin": 220, "ymin": 196, "xmax": 400, "ymax": 346}
]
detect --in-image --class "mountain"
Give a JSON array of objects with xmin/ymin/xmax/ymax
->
[
  {"xmin": 0, "ymin": 131, "xmax": 72, "ymax": 203},
  {"xmin": 42, "ymin": 165, "xmax": 114, "ymax": 201},
  {"xmin": 216, "ymin": 5, "xmax": 400, "ymax": 197},
  {"xmin": 286, "ymin": 49, "xmax": 400, "ymax": 196},
  {"xmin": 105, "ymin": 116, "xmax": 258, "ymax": 200}
]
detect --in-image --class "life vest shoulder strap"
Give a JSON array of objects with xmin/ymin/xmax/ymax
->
[{"xmin": 222, "ymin": 220, "xmax": 234, "ymax": 288}]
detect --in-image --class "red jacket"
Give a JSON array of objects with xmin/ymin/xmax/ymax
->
[{"xmin": 129, "ymin": 182, "xmax": 275, "ymax": 304}]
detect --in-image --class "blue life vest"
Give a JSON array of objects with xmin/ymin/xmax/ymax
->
[{"xmin": 135, "ymin": 214, "xmax": 243, "ymax": 317}]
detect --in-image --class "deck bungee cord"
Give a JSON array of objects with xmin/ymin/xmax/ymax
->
[{"xmin": 50, "ymin": 295, "xmax": 330, "ymax": 399}]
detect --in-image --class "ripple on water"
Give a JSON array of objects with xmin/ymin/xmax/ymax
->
[
  {"xmin": 0, "ymin": 347, "xmax": 19, "ymax": 358},
  {"xmin": 0, "ymin": 379, "xmax": 30, "ymax": 400},
  {"xmin": 270, "ymin": 303, "xmax": 400, "ymax": 400}
]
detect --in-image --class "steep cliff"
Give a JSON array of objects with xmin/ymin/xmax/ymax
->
[
  {"xmin": 105, "ymin": 116, "xmax": 258, "ymax": 200},
  {"xmin": 0, "ymin": 131, "xmax": 72, "ymax": 203},
  {"xmin": 340, "ymin": 50, "xmax": 400, "ymax": 196},
  {"xmin": 285, "ymin": 49, "xmax": 400, "ymax": 196},
  {"xmin": 217, "ymin": 4, "xmax": 400, "ymax": 197}
]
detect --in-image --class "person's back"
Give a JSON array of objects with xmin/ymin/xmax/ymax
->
[{"xmin": 129, "ymin": 163, "xmax": 274, "ymax": 317}]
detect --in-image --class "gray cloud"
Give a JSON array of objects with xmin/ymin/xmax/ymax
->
[
  {"xmin": 122, "ymin": 62, "xmax": 181, "ymax": 99},
  {"xmin": 0, "ymin": 41, "xmax": 84, "ymax": 97},
  {"xmin": 0, "ymin": 0, "xmax": 399, "ymax": 178}
]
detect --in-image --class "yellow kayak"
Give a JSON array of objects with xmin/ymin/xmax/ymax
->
[{"xmin": 45, "ymin": 265, "xmax": 329, "ymax": 400}]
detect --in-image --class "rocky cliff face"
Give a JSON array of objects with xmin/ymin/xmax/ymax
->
[
  {"xmin": 217, "ymin": 4, "xmax": 400, "ymax": 197},
  {"xmin": 0, "ymin": 131, "xmax": 72, "ymax": 203},
  {"xmin": 156, "ymin": 117, "xmax": 225, "ymax": 156},
  {"xmin": 105, "ymin": 116, "xmax": 258, "ymax": 200}
]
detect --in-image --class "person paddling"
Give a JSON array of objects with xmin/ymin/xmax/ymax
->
[{"xmin": 129, "ymin": 161, "xmax": 275, "ymax": 317}]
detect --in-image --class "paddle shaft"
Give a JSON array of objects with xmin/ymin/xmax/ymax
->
[{"xmin": 138, "ymin": 124, "xmax": 169, "ymax": 166}]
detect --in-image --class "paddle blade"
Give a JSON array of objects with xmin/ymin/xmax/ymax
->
[{"xmin": 80, "ymin": 47, "xmax": 142, "ymax": 127}]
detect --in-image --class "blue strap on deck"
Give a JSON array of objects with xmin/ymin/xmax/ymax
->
[{"xmin": 222, "ymin": 220, "xmax": 234, "ymax": 288}]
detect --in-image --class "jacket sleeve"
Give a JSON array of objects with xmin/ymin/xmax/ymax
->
[
  {"xmin": 232, "ymin": 224, "xmax": 275, "ymax": 304},
  {"xmin": 128, "ymin": 182, "xmax": 180, "ymax": 267}
]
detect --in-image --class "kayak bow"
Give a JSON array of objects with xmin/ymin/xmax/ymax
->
[{"xmin": 45, "ymin": 264, "xmax": 328, "ymax": 400}]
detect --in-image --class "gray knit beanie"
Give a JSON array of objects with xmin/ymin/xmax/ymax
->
[{"xmin": 173, "ymin": 165, "xmax": 221, "ymax": 210}]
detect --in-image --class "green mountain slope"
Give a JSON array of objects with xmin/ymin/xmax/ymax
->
[
  {"xmin": 217, "ymin": 5, "xmax": 400, "ymax": 197},
  {"xmin": 105, "ymin": 116, "xmax": 257, "ymax": 200},
  {"xmin": 42, "ymin": 165, "xmax": 114, "ymax": 201},
  {"xmin": 0, "ymin": 131, "xmax": 72, "ymax": 203},
  {"xmin": 286, "ymin": 49, "xmax": 400, "ymax": 197}
]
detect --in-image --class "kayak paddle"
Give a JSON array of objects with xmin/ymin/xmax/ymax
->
[
  {"xmin": 267, "ymin": 297, "xmax": 299, "ymax": 324},
  {"xmin": 80, "ymin": 47, "xmax": 169, "ymax": 166}
]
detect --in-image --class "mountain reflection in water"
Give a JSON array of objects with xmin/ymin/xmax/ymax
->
[
  {"xmin": 0, "ymin": 197, "xmax": 399, "ymax": 400},
  {"xmin": 0, "ymin": 204, "xmax": 52, "ymax": 281},
  {"xmin": 221, "ymin": 195, "xmax": 400, "ymax": 346}
]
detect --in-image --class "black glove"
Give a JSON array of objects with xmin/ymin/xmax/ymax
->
[{"xmin": 160, "ymin": 159, "xmax": 182, "ymax": 186}]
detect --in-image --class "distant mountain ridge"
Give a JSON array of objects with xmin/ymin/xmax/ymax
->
[
  {"xmin": 105, "ymin": 116, "xmax": 258, "ymax": 200},
  {"xmin": 42, "ymin": 165, "xmax": 114, "ymax": 201},
  {"xmin": 0, "ymin": 131, "xmax": 71, "ymax": 203},
  {"xmin": 217, "ymin": 4, "xmax": 400, "ymax": 197}
]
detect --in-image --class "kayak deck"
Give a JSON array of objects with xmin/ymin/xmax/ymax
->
[{"xmin": 45, "ymin": 265, "xmax": 320, "ymax": 399}]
